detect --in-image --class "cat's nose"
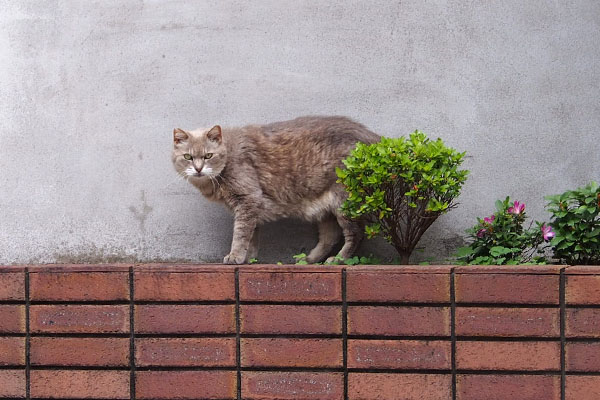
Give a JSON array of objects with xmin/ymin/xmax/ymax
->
[{"xmin": 194, "ymin": 166, "xmax": 202, "ymax": 173}]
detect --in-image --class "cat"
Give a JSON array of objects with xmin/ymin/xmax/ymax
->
[{"xmin": 172, "ymin": 115, "xmax": 380, "ymax": 264}]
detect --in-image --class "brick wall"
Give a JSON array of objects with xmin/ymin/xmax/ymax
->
[{"xmin": 0, "ymin": 264, "xmax": 599, "ymax": 400}]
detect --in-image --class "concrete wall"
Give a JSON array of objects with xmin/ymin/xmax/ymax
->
[{"xmin": 1, "ymin": 0, "xmax": 598, "ymax": 264}]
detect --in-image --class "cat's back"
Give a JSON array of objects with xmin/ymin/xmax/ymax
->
[{"xmin": 259, "ymin": 115, "xmax": 379, "ymax": 146}]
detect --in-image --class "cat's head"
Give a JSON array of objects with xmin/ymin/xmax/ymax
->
[{"xmin": 171, "ymin": 125, "xmax": 227, "ymax": 179}]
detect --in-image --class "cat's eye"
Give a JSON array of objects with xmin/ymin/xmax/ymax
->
[
  {"xmin": 183, "ymin": 154, "xmax": 192, "ymax": 160},
  {"xmin": 204, "ymin": 153, "xmax": 213, "ymax": 159}
]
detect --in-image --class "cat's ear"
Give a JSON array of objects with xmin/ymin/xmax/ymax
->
[
  {"xmin": 207, "ymin": 125, "xmax": 222, "ymax": 143},
  {"xmin": 173, "ymin": 128, "xmax": 188, "ymax": 145}
]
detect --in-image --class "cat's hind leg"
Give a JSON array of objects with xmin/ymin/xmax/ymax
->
[
  {"xmin": 306, "ymin": 217, "xmax": 342, "ymax": 263},
  {"xmin": 326, "ymin": 213, "xmax": 363, "ymax": 263}
]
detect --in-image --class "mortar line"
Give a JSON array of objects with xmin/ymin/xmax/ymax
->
[
  {"xmin": 450, "ymin": 268, "xmax": 457, "ymax": 400},
  {"xmin": 560, "ymin": 267, "xmax": 566, "ymax": 400},
  {"xmin": 129, "ymin": 267, "xmax": 135, "ymax": 400},
  {"xmin": 25, "ymin": 268, "xmax": 30, "ymax": 400},
  {"xmin": 342, "ymin": 268, "xmax": 348, "ymax": 400},
  {"xmin": 235, "ymin": 268, "xmax": 242, "ymax": 400}
]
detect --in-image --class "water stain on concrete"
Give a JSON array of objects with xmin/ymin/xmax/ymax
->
[{"xmin": 128, "ymin": 190, "xmax": 153, "ymax": 232}]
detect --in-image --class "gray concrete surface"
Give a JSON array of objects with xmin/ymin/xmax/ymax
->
[{"xmin": 1, "ymin": 0, "xmax": 599, "ymax": 264}]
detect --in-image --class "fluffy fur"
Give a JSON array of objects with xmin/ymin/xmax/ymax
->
[{"xmin": 172, "ymin": 115, "xmax": 380, "ymax": 264}]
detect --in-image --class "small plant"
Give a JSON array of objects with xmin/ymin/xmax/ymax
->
[
  {"xmin": 293, "ymin": 253, "xmax": 381, "ymax": 265},
  {"xmin": 248, "ymin": 258, "xmax": 258, "ymax": 264},
  {"xmin": 293, "ymin": 253, "xmax": 309, "ymax": 265},
  {"xmin": 456, "ymin": 197, "xmax": 554, "ymax": 265},
  {"xmin": 546, "ymin": 181, "xmax": 600, "ymax": 265},
  {"xmin": 337, "ymin": 131, "xmax": 468, "ymax": 264}
]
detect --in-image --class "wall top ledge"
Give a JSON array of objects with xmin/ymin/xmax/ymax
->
[{"xmin": 1, "ymin": 264, "xmax": 598, "ymax": 274}]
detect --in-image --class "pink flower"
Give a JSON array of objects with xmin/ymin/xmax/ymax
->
[
  {"xmin": 541, "ymin": 224, "xmax": 555, "ymax": 241},
  {"xmin": 483, "ymin": 215, "xmax": 495, "ymax": 224},
  {"xmin": 477, "ymin": 228, "xmax": 487, "ymax": 238},
  {"xmin": 508, "ymin": 201, "xmax": 525, "ymax": 215}
]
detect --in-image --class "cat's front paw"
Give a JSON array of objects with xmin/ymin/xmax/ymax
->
[{"xmin": 223, "ymin": 253, "xmax": 246, "ymax": 264}]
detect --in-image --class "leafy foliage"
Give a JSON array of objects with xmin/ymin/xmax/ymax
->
[
  {"xmin": 546, "ymin": 181, "xmax": 600, "ymax": 265},
  {"xmin": 336, "ymin": 131, "xmax": 468, "ymax": 263},
  {"xmin": 293, "ymin": 253, "xmax": 380, "ymax": 266},
  {"xmin": 456, "ymin": 197, "xmax": 551, "ymax": 265}
]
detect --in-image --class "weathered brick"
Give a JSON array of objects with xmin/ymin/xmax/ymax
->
[
  {"xmin": 455, "ymin": 274, "xmax": 559, "ymax": 304},
  {"xmin": 241, "ymin": 338, "xmax": 342, "ymax": 368},
  {"xmin": 455, "ymin": 307, "xmax": 560, "ymax": 337},
  {"xmin": 30, "ymin": 337, "xmax": 129, "ymax": 366},
  {"xmin": 566, "ymin": 308, "xmax": 600, "ymax": 338},
  {"xmin": 135, "ymin": 305, "xmax": 235, "ymax": 334},
  {"xmin": 348, "ymin": 373, "xmax": 452, "ymax": 400},
  {"xmin": 30, "ymin": 272, "xmax": 129, "ymax": 301},
  {"xmin": 348, "ymin": 340, "xmax": 451, "ymax": 370},
  {"xmin": 136, "ymin": 371, "xmax": 236, "ymax": 399},
  {"xmin": 347, "ymin": 272, "xmax": 450, "ymax": 303},
  {"xmin": 239, "ymin": 272, "xmax": 341, "ymax": 302},
  {"xmin": 0, "ymin": 369, "xmax": 25, "ymax": 398},
  {"xmin": 242, "ymin": 371, "xmax": 343, "ymax": 400},
  {"xmin": 566, "ymin": 376, "xmax": 600, "ymax": 400},
  {"xmin": 348, "ymin": 306, "xmax": 450, "ymax": 336},
  {"xmin": 30, "ymin": 305, "xmax": 129, "ymax": 334},
  {"xmin": 240, "ymin": 305, "xmax": 341, "ymax": 335},
  {"xmin": 456, "ymin": 341, "xmax": 560, "ymax": 371},
  {"xmin": 0, "ymin": 272, "xmax": 24, "ymax": 300},
  {"xmin": 134, "ymin": 271, "xmax": 235, "ymax": 301},
  {"xmin": 0, "ymin": 305, "xmax": 25, "ymax": 333},
  {"xmin": 30, "ymin": 370, "xmax": 130, "ymax": 399},
  {"xmin": 136, "ymin": 338, "xmax": 236, "ymax": 367},
  {"xmin": 566, "ymin": 342, "xmax": 600, "ymax": 371},
  {"xmin": 457, "ymin": 374, "xmax": 560, "ymax": 400},
  {"xmin": 0, "ymin": 337, "xmax": 25, "ymax": 366},
  {"xmin": 566, "ymin": 275, "xmax": 600, "ymax": 305}
]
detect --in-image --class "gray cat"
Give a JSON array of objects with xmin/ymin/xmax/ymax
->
[{"xmin": 172, "ymin": 116, "xmax": 380, "ymax": 264}]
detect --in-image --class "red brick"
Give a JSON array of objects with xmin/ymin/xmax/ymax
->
[
  {"xmin": 565, "ymin": 266, "xmax": 600, "ymax": 274},
  {"xmin": 348, "ymin": 306, "xmax": 450, "ymax": 336},
  {"xmin": 242, "ymin": 371, "xmax": 343, "ymax": 400},
  {"xmin": 240, "ymin": 305, "xmax": 341, "ymax": 335},
  {"xmin": 30, "ymin": 305, "xmax": 129, "ymax": 333},
  {"xmin": 135, "ymin": 305, "xmax": 235, "ymax": 334},
  {"xmin": 348, "ymin": 373, "xmax": 452, "ymax": 400},
  {"xmin": 456, "ymin": 341, "xmax": 560, "ymax": 371},
  {"xmin": 0, "ymin": 305, "xmax": 25, "ymax": 333},
  {"xmin": 348, "ymin": 340, "xmax": 451, "ymax": 370},
  {"xmin": 135, "ymin": 338, "xmax": 236, "ymax": 367},
  {"xmin": 455, "ymin": 274, "xmax": 559, "ymax": 304},
  {"xmin": 566, "ymin": 376, "xmax": 600, "ymax": 400},
  {"xmin": 455, "ymin": 307, "xmax": 560, "ymax": 337},
  {"xmin": 30, "ymin": 272, "xmax": 129, "ymax": 301},
  {"xmin": 239, "ymin": 272, "xmax": 341, "ymax": 302},
  {"xmin": 566, "ymin": 275, "xmax": 600, "ymax": 305},
  {"xmin": 0, "ymin": 272, "xmax": 24, "ymax": 300},
  {"xmin": 136, "ymin": 371, "xmax": 236, "ymax": 399},
  {"xmin": 0, "ymin": 337, "xmax": 25, "ymax": 366},
  {"xmin": 0, "ymin": 369, "xmax": 25, "ymax": 398},
  {"xmin": 30, "ymin": 337, "xmax": 129, "ymax": 366},
  {"xmin": 241, "ymin": 338, "xmax": 342, "ymax": 368},
  {"xmin": 29, "ymin": 264, "xmax": 130, "ymax": 273},
  {"xmin": 134, "ymin": 271, "xmax": 235, "ymax": 301},
  {"xmin": 347, "ymin": 272, "xmax": 450, "ymax": 302},
  {"xmin": 30, "ymin": 370, "xmax": 130, "ymax": 399},
  {"xmin": 566, "ymin": 342, "xmax": 600, "ymax": 371},
  {"xmin": 457, "ymin": 374, "xmax": 560, "ymax": 400},
  {"xmin": 566, "ymin": 308, "xmax": 600, "ymax": 338}
]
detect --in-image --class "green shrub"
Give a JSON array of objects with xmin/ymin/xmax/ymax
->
[
  {"xmin": 336, "ymin": 131, "xmax": 468, "ymax": 264},
  {"xmin": 456, "ymin": 197, "xmax": 551, "ymax": 265},
  {"xmin": 546, "ymin": 181, "xmax": 600, "ymax": 265}
]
